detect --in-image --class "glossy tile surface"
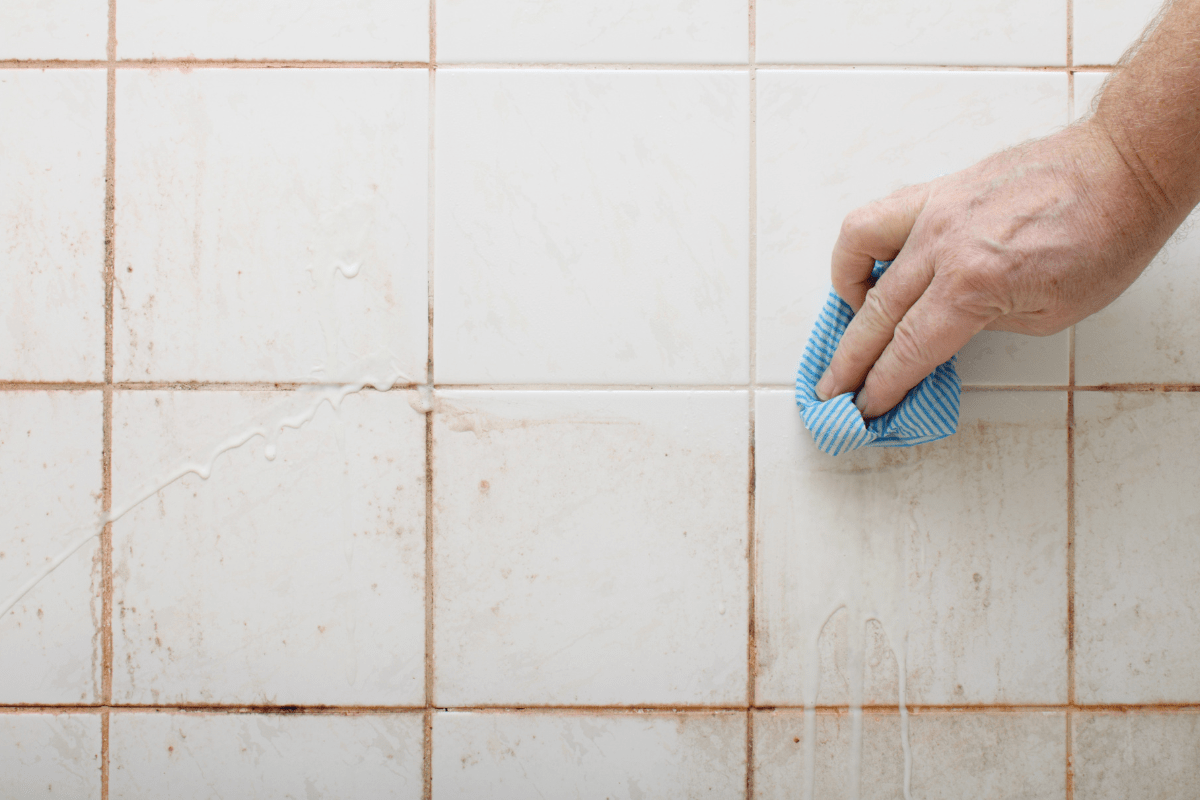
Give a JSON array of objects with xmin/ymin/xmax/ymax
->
[
  {"xmin": 757, "ymin": 0, "xmax": 1066, "ymax": 65},
  {"xmin": 1075, "ymin": 393, "xmax": 1200, "ymax": 704},
  {"xmin": 1073, "ymin": 712, "xmax": 1200, "ymax": 799},
  {"xmin": 1074, "ymin": 0, "xmax": 1162, "ymax": 65},
  {"xmin": 0, "ymin": 714, "xmax": 102, "ymax": 800},
  {"xmin": 0, "ymin": 2, "xmax": 107, "ymax": 59},
  {"xmin": 433, "ymin": 712, "xmax": 746, "ymax": 798},
  {"xmin": 0, "ymin": 391, "xmax": 102, "ymax": 703},
  {"xmin": 109, "ymin": 712, "xmax": 423, "ymax": 798},
  {"xmin": 433, "ymin": 391, "xmax": 748, "ymax": 705},
  {"xmin": 756, "ymin": 70, "xmax": 1069, "ymax": 386},
  {"xmin": 754, "ymin": 711, "xmax": 1066, "ymax": 799},
  {"xmin": 0, "ymin": 70, "xmax": 106, "ymax": 381},
  {"xmin": 437, "ymin": 0, "xmax": 748, "ymax": 64},
  {"xmin": 435, "ymin": 70, "xmax": 749, "ymax": 385},
  {"xmin": 111, "ymin": 390, "xmax": 427, "ymax": 705},
  {"xmin": 755, "ymin": 390, "xmax": 1068, "ymax": 706},
  {"xmin": 114, "ymin": 69, "xmax": 428, "ymax": 383},
  {"xmin": 118, "ymin": 0, "xmax": 429, "ymax": 60}
]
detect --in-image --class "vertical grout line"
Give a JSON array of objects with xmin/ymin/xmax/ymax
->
[
  {"xmin": 1066, "ymin": 324, "xmax": 1076, "ymax": 800},
  {"xmin": 423, "ymin": 3, "xmax": 437, "ymax": 799},
  {"xmin": 100, "ymin": 1, "xmax": 117, "ymax": 799},
  {"xmin": 745, "ymin": 2, "xmax": 758, "ymax": 797}
]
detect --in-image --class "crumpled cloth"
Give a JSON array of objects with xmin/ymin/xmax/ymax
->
[{"xmin": 795, "ymin": 261, "xmax": 960, "ymax": 456}]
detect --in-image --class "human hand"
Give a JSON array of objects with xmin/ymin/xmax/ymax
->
[{"xmin": 814, "ymin": 121, "xmax": 1181, "ymax": 418}]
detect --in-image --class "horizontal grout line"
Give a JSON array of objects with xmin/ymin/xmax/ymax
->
[
  {"xmin": 4, "ymin": 382, "xmax": 1200, "ymax": 393},
  {"xmin": 6, "ymin": 703, "xmax": 1200, "ymax": 715},
  {"xmin": 0, "ymin": 59, "xmax": 429, "ymax": 70}
]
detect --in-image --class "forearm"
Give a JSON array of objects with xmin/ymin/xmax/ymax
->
[{"xmin": 1092, "ymin": 0, "xmax": 1200, "ymax": 226}]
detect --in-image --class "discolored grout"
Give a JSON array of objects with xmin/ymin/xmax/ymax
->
[
  {"xmin": 423, "ymin": 2, "xmax": 437, "ymax": 798},
  {"xmin": 744, "ymin": 1, "xmax": 759, "ymax": 796}
]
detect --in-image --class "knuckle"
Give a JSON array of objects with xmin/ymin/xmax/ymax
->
[
  {"xmin": 859, "ymin": 286, "xmax": 901, "ymax": 329},
  {"xmin": 887, "ymin": 318, "xmax": 935, "ymax": 372}
]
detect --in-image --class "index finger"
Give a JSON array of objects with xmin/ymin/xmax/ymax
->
[{"xmin": 831, "ymin": 185, "xmax": 929, "ymax": 311}]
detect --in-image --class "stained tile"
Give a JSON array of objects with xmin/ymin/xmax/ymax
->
[
  {"xmin": 433, "ymin": 391, "xmax": 748, "ymax": 705},
  {"xmin": 118, "ymin": 0, "xmax": 428, "ymax": 60},
  {"xmin": 756, "ymin": 0, "xmax": 1066, "ymax": 66},
  {"xmin": 756, "ymin": 70, "xmax": 1068, "ymax": 388},
  {"xmin": 0, "ymin": 391, "xmax": 102, "ymax": 704},
  {"xmin": 753, "ymin": 710, "xmax": 1065, "ymax": 799},
  {"xmin": 110, "ymin": 712, "xmax": 423, "ymax": 798},
  {"xmin": 1074, "ymin": 0, "xmax": 1162, "ymax": 66},
  {"xmin": 433, "ymin": 712, "xmax": 745, "ymax": 797},
  {"xmin": 111, "ymin": 389, "xmax": 426, "ymax": 705},
  {"xmin": 0, "ymin": 713, "xmax": 102, "ymax": 800},
  {"xmin": 437, "ymin": 0, "xmax": 748, "ymax": 64},
  {"xmin": 1073, "ymin": 712, "xmax": 1200, "ymax": 799},
  {"xmin": 1073, "ymin": 72, "xmax": 1200, "ymax": 385},
  {"xmin": 754, "ymin": 390, "xmax": 1067, "ymax": 706},
  {"xmin": 0, "ymin": 2, "xmax": 107, "ymax": 59},
  {"xmin": 114, "ymin": 69, "xmax": 428, "ymax": 383},
  {"xmin": 0, "ymin": 70, "xmax": 106, "ymax": 382},
  {"xmin": 1075, "ymin": 392, "xmax": 1200, "ymax": 703},
  {"xmin": 435, "ymin": 70, "xmax": 749, "ymax": 385}
]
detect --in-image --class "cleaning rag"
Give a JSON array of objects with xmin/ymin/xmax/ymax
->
[{"xmin": 795, "ymin": 260, "xmax": 961, "ymax": 456}]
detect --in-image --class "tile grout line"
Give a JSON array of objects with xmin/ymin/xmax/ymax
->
[
  {"xmin": 423, "ymin": 2, "xmax": 437, "ymax": 798},
  {"xmin": 99, "ymin": 0, "xmax": 117, "ymax": 796},
  {"xmin": 1065, "ymin": 7, "xmax": 1076, "ymax": 797},
  {"xmin": 744, "ymin": 1, "xmax": 759, "ymax": 797}
]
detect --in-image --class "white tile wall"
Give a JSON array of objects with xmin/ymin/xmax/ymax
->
[
  {"xmin": 0, "ymin": 391, "xmax": 102, "ymax": 704},
  {"xmin": 0, "ymin": 2, "xmax": 107, "ymax": 60},
  {"xmin": 756, "ymin": 70, "xmax": 1070, "ymax": 387},
  {"xmin": 111, "ymin": 390, "xmax": 427, "ymax": 705},
  {"xmin": 0, "ymin": 713, "xmax": 102, "ymax": 800},
  {"xmin": 1, "ymin": 70, "xmax": 107, "ymax": 382},
  {"xmin": 1073, "ymin": 0, "xmax": 1163, "ymax": 66},
  {"xmin": 435, "ymin": 70, "xmax": 749, "ymax": 385},
  {"xmin": 433, "ymin": 391, "xmax": 748, "ymax": 705},
  {"xmin": 433, "ymin": 712, "xmax": 746, "ymax": 797},
  {"xmin": 118, "ymin": 0, "xmax": 429, "ymax": 61},
  {"xmin": 757, "ymin": 0, "xmax": 1066, "ymax": 66},
  {"xmin": 114, "ymin": 69, "xmax": 429, "ymax": 384},
  {"xmin": 1073, "ymin": 712, "xmax": 1200, "ymax": 798},
  {"xmin": 110, "ymin": 712, "xmax": 424, "ymax": 798},
  {"xmin": 437, "ymin": 0, "xmax": 749, "ymax": 64}
]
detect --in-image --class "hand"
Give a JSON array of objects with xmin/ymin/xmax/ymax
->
[{"xmin": 814, "ymin": 120, "xmax": 1179, "ymax": 418}]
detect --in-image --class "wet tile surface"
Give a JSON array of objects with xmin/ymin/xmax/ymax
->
[
  {"xmin": 756, "ymin": 70, "xmax": 1069, "ymax": 387},
  {"xmin": 114, "ymin": 69, "xmax": 429, "ymax": 384},
  {"xmin": 1075, "ymin": 392, "xmax": 1200, "ymax": 704},
  {"xmin": 755, "ymin": 390, "xmax": 1068, "ymax": 706},
  {"xmin": 110, "ymin": 712, "xmax": 423, "ymax": 799},
  {"xmin": 433, "ymin": 712, "xmax": 746, "ymax": 798},
  {"xmin": 435, "ymin": 70, "xmax": 749, "ymax": 385},
  {"xmin": 753, "ymin": 710, "xmax": 1066, "ymax": 799},
  {"xmin": 0, "ymin": 713, "xmax": 102, "ymax": 800},
  {"xmin": 1073, "ymin": 712, "xmax": 1200, "ymax": 799},
  {"xmin": 0, "ymin": 391, "xmax": 103, "ymax": 704},
  {"xmin": 111, "ymin": 390, "xmax": 427, "ymax": 705},
  {"xmin": 433, "ymin": 391, "xmax": 749, "ymax": 705},
  {"xmin": 0, "ymin": 70, "xmax": 106, "ymax": 382}
]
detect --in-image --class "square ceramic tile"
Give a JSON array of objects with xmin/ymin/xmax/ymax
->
[
  {"xmin": 111, "ymin": 389, "xmax": 426, "ymax": 705},
  {"xmin": 114, "ymin": 69, "xmax": 428, "ymax": 384},
  {"xmin": 756, "ymin": 71, "xmax": 1069, "ymax": 387},
  {"xmin": 1073, "ymin": 712, "xmax": 1200, "ymax": 799},
  {"xmin": 0, "ymin": 713, "xmax": 102, "ymax": 800},
  {"xmin": 1075, "ymin": 392, "xmax": 1200, "ymax": 703},
  {"xmin": 1, "ymin": 70, "xmax": 106, "ymax": 381},
  {"xmin": 1074, "ymin": 0, "xmax": 1162, "ymax": 65},
  {"xmin": 1073, "ymin": 72, "xmax": 1200, "ymax": 385},
  {"xmin": 0, "ymin": 2, "xmax": 107, "ymax": 59},
  {"xmin": 435, "ymin": 70, "xmax": 749, "ymax": 385},
  {"xmin": 0, "ymin": 391, "xmax": 102, "ymax": 703},
  {"xmin": 432, "ymin": 712, "xmax": 746, "ymax": 797},
  {"xmin": 433, "ymin": 391, "xmax": 748, "ymax": 705},
  {"xmin": 110, "ymin": 712, "xmax": 423, "ymax": 798},
  {"xmin": 753, "ymin": 710, "xmax": 1066, "ymax": 799},
  {"xmin": 118, "ymin": 0, "xmax": 428, "ymax": 60},
  {"xmin": 437, "ymin": 0, "xmax": 748, "ymax": 64},
  {"xmin": 754, "ymin": 390, "xmax": 1067, "ymax": 706},
  {"xmin": 756, "ymin": 0, "xmax": 1066, "ymax": 66}
]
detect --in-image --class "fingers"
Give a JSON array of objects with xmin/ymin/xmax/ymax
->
[
  {"xmin": 831, "ymin": 186, "xmax": 929, "ymax": 311},
  {"xmin": 854, "ymin": 279, "xmax": 1000, "ymax": 419},
  {"xmin": 816, "ymin": 250, "xmax": 935, "ymax": 402}
]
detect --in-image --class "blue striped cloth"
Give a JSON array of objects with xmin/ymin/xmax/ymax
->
[{"xmin": 796, "ymin": 261, "xmax": 961, "ymax": 456}]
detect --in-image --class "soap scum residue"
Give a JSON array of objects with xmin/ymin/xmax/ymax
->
[{"xmin": 1, "ymin": 200, "xmax": 425, "ymax": 623}]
